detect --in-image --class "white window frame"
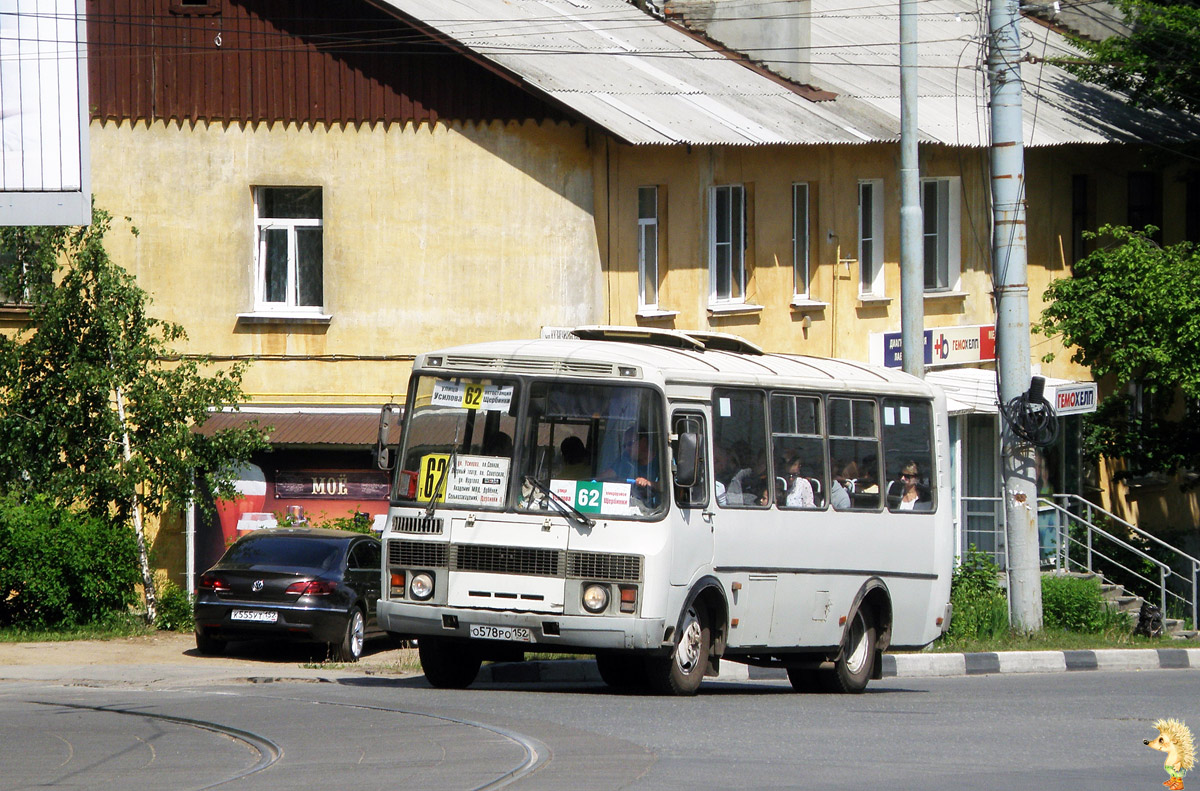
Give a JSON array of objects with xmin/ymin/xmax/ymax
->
[
  {"xmin": 920, "ymin": 177, "xmax": 962, "ymax": 292},
  {"xmin": 858, "ymin": 179, "xmax": 884, "ymax": 297},
  {"xmin": 638, "ymin": 185, "xmax": 660, "ymax": 312},
  {"xmin": 792, "ymin": 182, "xmax": 811, "ymax": 300},
  {"xmin": 709, "ymin": 184, "xmax": 746, "ymax": 305},
  {"xmin": 253, "ymin": 186, "xmax": 324, "ymax": 315}
]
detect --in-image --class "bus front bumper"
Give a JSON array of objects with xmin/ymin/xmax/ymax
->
[{"xmin": 378, "ymin": 601, "xmax": 668, "ymax": 651}]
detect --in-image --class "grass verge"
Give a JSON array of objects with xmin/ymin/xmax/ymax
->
[{"xmin": 0, "ymin": 612, "xmax": 153, "ymax": 643}]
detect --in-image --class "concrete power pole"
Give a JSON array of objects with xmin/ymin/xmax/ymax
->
[
  {"xmin": 899, "ymin": 0, "xmax": 924, "ymax": 378},
  {"xmin": 988, "ymin": 0, "xmax": 1043, "ymax": 630}
]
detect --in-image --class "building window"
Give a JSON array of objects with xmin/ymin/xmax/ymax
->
[
  {"xmin": 1071, "ymin": 174, "xmax": 1094, "ymax": 264},
  {"xmin": 638, "ymin": 186, "xmax": 660, "ymax": 311},
  {"xmin": 921, "ymin": 177, "xmax": 961, "ymax": 291},
  {"xmin": 858, "ymin": 179, "xmax": 884, "ymax": 297},
  {"xmin": 792, "ymin": 183, "xmax": 810, "ymax": 300},
  {"xmin": 709, "ymin": 184, "xmax": 746, "ymax": 304},
  {"xmin": 254, "ymin": 187, "xmax": 324, "ymax": 312},
  {"xmin": 1127, "ymin": 171, "xmax": 1162, "ymax": 243}
]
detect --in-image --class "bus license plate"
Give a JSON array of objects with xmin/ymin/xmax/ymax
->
[
  {"xmin": 469, "ymin": 624, "xmax": 532, "ymax": 643},
  {"xmin": 231, "ymin": 609, "xmax": 278, "ymax": 623}
]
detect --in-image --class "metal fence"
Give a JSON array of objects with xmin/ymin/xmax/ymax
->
[{"xmin": 958, "ymin": 494, "xmax": 1199, "ymax": 628}]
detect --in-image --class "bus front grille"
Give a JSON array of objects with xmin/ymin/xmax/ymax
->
[
  {"xmin": 566, "ymin": 551, "xmax": 643, "ymax": 582},
  {"xmin": 453, "ymin": 545, "xmax": 563, "ymax": 577},
  {"xmin": 391, "ymin": 515, "xmax": 444, "ymax": 535},
  {"xmin": 389, "ymin": 539, "xmax": 449, "ymax": 568}
]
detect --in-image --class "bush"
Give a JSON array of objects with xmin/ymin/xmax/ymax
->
[
  {"xmin": 1042, "ymin": 574, "xmax": 1128, "ymax": 632},
  {"xmin": 945, "ymin": 546, "xmax": 1010, "ymax": 641},
  {"xmin": 0, "ymin": 493, "xmax": 140, "ymax": 628},
  {"xmin": 154, "ymin": 581, "xmax": 194, "ymax": 632}
]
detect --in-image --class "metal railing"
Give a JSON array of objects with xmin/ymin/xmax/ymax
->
[{"xmin": 959, "ymin": 493, "xmax": 1199, "ymax": 628}]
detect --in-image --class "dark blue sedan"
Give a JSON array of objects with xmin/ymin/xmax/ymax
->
[{"xmin": 193, "ymin": 527, "xmax": 383, "ymax": 662}]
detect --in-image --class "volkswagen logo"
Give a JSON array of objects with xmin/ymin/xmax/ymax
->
[{"xmin": 252, "ymin": 580, "xmax": 264, "ymax": 592}]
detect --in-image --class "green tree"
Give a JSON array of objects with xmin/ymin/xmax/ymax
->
[
  {"xmin": 0, "ymin": 208, "xmax": 269, "ymax": 621},
  {"xmin": 1065, "ymin": 0, "xmax": 1200, "ymax": 113},
  {"xmin": 1036, "ymin": 224, "xmax": 1200, "ymax": 477}
]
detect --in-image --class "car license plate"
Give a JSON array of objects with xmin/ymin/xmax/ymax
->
[
  {"xmin": 469, "ymin": 624, "xmax": 532, "ymax": 642},
  {"xmin": 231, "ymin": 609, "xmax": 278, "ymax": 623}
]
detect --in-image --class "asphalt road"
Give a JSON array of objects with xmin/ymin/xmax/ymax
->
[{"xmin": 0, "ymin": 651, "xmax": 1194, "ymax": 791}]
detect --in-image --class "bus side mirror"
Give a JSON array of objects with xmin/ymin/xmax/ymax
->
[
  {"xmin": 674, "ymin": 431, "xmax": 700, "ymax": 488},
  {"xmin": 376, "ymin": 403, "xmax": 402, "ymax": 471}
]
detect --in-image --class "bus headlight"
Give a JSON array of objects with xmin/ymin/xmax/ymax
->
[
  {"xmin": 409, "ymin": 572, "xmax": 434, "ymax": 601},
  {"xmin": 582, "ymin": 583, "xmax": 610, "ymax": 613}
]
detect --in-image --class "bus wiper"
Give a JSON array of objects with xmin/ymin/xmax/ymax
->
[{"xmin": 523, "ymin": 475, "xmax": 595, "ymax": 528}]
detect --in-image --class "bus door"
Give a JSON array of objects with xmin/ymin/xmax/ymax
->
[{"xmin": 669, "ymin": 410, "xmax": 713, "ymax": 586}]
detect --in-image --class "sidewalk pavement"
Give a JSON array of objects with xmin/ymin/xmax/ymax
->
[{"xmin": 478, "ymin": 647, "xmax": 1200, "ymax": 685}]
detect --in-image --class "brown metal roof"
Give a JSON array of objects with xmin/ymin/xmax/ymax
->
[{"xmin": 195, "ymin": 411, "xmax": 386, "ymax": 446}]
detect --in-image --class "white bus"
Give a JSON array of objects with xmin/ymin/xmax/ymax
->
[{"xmin": 376, "ymin": 327, "xmax": 953, "ymax": 695}]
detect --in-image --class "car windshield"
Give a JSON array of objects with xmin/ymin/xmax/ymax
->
[{"xmin": 221, "ymin": 535, "xmax": 345, "ymax": 572}]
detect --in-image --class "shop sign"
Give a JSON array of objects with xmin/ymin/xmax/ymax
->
[
  {"xmin": 275, "ymin": 471, "xmax": 390, "ymax": 500},
  {"xmin": 875, "ymin": 325, "xmax": 996, "ymax": 368},
  {"xmin": 1049, "ymin": 382, "xmax": 1098, "ymax": 415}
]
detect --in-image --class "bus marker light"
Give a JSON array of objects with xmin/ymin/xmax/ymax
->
[
  {"xmin": 839, "ymin": 616, "xmax": 847, "ymax": 626},
  {"xmin": 731, "ymin": 618, "xmax": 739, "ymax": 628},
  {"xmin": 935, "ymin": 617, "xmax": 944, "ymax": 626},
  {"xmin": 731, "ymin": 581, "xmax": 742, "ymax": 591},
  {"xmin": 619, "ymin": 586, "xmax": 637, "ymax": 613},
  {"xmin": 390, "ymin": 571, "xmax": 405, "ymax": 598}
]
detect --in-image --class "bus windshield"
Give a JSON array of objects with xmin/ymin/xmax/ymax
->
[
  {"xmin": 397, "ymin": 375, "xmax": 519, "ymax": 507},
  {"xmin": 516, "ymin": 381, "xmax": 665, "ymax": 519}
]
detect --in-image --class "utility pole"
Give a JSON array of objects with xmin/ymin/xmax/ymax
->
[
  {"xmin": 988, "ymin": 0, "xmax": 1042, "ymax": 630},
  {"xmin": 899, "ymin": 0, "xmax": 924, "ymax": 378}
]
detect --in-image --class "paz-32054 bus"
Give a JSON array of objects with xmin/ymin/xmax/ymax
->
[{"xmin": 375, "ymin": 328, "xmax": 953, "ymax": 695}]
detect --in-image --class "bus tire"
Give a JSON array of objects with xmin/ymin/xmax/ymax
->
[
  {"xmin": 418, "ymin": 638, "xmax": 482, "ymax": 689},
  {"xmin": 647, "ymin": 603, "xmax": 709, "ymax": 696},
  {"xmin": 825, "ymin": 609, "xmax": 876, "ymax": 694},
  {"xmin": 785, "ymin": 666, "xmax": 824, "ymax": 693},
  {"xmin": 596, "ymin": 652, "xmax": 647, "ymax": 690}
]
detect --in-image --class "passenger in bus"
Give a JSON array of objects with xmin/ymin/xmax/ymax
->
[
  {"xmin": 782, "ymin": 457, "xmax": 815, "ymax": 508},
  {"xmin": 830, "ymin": 460, "xmax": 857, "ymax": 510},
  {"xmin": 888, "ymin": 461, "xmax": 932, "ymax": 511},
  {"xmin": 558, "ymin": 436, "xmax": 592, "ymax": 479},
  {"xmin": 483, "ymin": 431, "xmax": 513, "ymax": 457}
]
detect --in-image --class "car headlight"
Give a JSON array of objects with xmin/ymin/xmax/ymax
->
[
  {"xmin": 409, "ymin": 572, "xmax": 434, "ymax": 601},
  {"xmin": 582, "ymin": 583, "xmax": 610, "ymax": 613}
]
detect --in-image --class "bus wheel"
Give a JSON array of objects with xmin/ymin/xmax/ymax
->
[
  {"xmin": 826, "ymin": 609, "xmax": 876, "ymax": 694},
  {"xmin": 418, "ymin": 638, "xmax": 482, "ymax": 689},
  {"xmin": 596, "ymin": 652, "xmax": 647, "ymax": 690},
  {"xmin": 647, "ymin": 604, "xmax": 709, "ymax": 696},
  {"xmin": 785, "ymin": 666, "xmax": 823, "ymax": 693}
]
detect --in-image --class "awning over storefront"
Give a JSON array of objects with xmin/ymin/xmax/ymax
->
[
  {"xmin": 925, "ymin": 368, "xmax": 1097, "ymax": 417},
  {"xmin": 194, "ymin": 407, "xmax": 388, "ymax": 446}
]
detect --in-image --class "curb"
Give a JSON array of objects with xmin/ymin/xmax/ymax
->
[{"xmin": 478, "ymin": 647, "xmax": 1200, "ymax": 685}]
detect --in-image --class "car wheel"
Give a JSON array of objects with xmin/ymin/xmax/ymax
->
[
  {"xmin": 595, "ymin": 651, "xmax": 648, "ymax": 690},
  {"xmin": 333, "ymin": 608, "xmax": 365, "ymax": 663},
  {"xmin": 646, "ymin": 603, "xmax": 709, "ymax": 696},
  {"xmin": 823, "ymin": 609, "xmax": 876, "ymax": 694},
  {"xmin": 195, "ymin": 629, "xmax": 226, "ymax": 656},
  {"xmin": 418, "ymin": 637, "xmax": 482, "ymax": 689}
]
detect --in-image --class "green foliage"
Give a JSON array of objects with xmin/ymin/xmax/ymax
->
[
  {"xmin": 311, "ymin": 509, "xmax": 375, "ymax": 534},
  {"xmin": 153, "ymin": 581, "xmax": 195, "ymax": 632},
  {"xmin": 0, "ymin": 208, "xmax": 270, "ymax": 521},
  {"xmin": 0, "ymin": 493, "xmax": 140, "ymax": 628},
  {"xmin": 1036, "ymin": 225, "xmax": 1200, "ymax": 476},
  {"xmin": 945, "ymin": 546, "xmax": 1010, "ymax": 642},
  {"xmin": 1066, "ymin": 0, "xmax": 1200, "ymax": 114},
  {"xmin": 1041, "ymin": 574, "xmax": 1129, "ymax": 632}
]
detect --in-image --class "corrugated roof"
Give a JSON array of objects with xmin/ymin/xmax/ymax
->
[
  {"xmin": 195, "ymin": 409, "xmax": 386, "ymax": 446},
  {"xmin": 378, "ymin": 0, "xmax": 1200, "ymax": 147}
]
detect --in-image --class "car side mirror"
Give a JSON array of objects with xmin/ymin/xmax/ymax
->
[{"xmin": 674, "ymin": 431, "xmax": 700, "ymax": 488}]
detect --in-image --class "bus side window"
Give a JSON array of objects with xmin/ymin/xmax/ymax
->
[
  {"xmin": 770, "ymin": 393, "xmax": 826, "ymax": 510},
  {"xmin": 672, "ymin": 412, "xmax": 708, "ymax": 509},
  {"xmin": 713, "ymin": 389, "xmax": 770, "ymax": 508},
  {"xmin": 882, "ymin": 399, "xmax": 936, "ymax": 513},
  {"xmin": 828, "ymin": 397, "xmax": 881, "ymax": 511}
]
